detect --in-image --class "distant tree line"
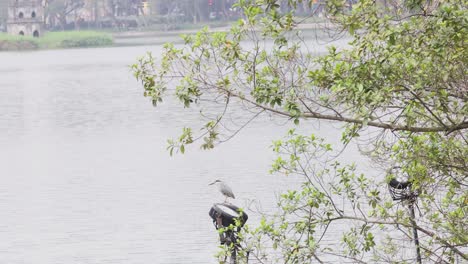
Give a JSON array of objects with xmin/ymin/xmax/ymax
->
[
  {"xmin": 0, "ymin": 0, "xmax": 332, "ymax": 31},
  {"xmin": 41, "ymin": 0, "xmax": 241, "ymax": 30},
  {"xmin": 152, "ymin": 0, "xmax": 239, "ymax": 23}
]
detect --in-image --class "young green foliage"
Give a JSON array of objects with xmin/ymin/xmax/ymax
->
[{"xmin": 133, "ymin": 0, "xmax": 467, "ymax": 262}]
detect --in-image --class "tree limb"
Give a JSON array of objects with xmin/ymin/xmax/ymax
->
[{"xmin": 207, "ymin": 83, "xmax": 468, "ymax": 133}]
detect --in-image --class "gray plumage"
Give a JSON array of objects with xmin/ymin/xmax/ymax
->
[{"xmin": 209, "ymin": 179, "xmax": 235, "ymax": 201}]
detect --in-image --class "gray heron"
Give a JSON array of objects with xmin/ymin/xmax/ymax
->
[{"xmin": 209, "ymin": 179, "xmax": 235, "ymax": 202}]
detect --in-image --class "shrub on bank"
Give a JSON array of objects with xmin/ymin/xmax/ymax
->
[
  {"xmin": 59, "ymin": 36, "xmax": 113, "ymax": 48},
  {"xmin": 0, "ymin": 34, "xmax": 39, "ymax": 50},
  {"xmin": 0, "ymin": 31, "xmax": 113, "ymax": 51},
  {"xmin": 41, "ymin": 31, "xmax": 113, "ymax": 48}
]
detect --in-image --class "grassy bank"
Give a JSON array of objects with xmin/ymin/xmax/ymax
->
[{"xmin": 0, "ymin": 31, "xmax": 113, "ymax": 51}]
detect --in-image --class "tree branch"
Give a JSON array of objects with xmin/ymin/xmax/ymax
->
[
  {"xmin": 329, "ymin": 216, "xmax": 468, "ymax": 260},
  {"xmin": 207, "ymin": 83, "xmax": 468, "ymax": 133}
]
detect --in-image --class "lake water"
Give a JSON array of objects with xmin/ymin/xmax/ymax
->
[{"xmin": 0, "ymin": 41, "xmax": 373, "ymax": 263}]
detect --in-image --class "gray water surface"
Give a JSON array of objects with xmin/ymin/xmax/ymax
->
[{"xmin": 0, "ymin": 43, "xmax": 369, "ymax": 263}]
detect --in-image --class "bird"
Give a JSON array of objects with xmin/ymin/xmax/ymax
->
[{"xmin": 209, "ymin": 179, "xmax": 235, "ymax": 203}]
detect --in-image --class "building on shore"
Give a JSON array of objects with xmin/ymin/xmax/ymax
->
[{"xmin": 7, "ymin": 0, "xmax": 44, "ymax": 37}]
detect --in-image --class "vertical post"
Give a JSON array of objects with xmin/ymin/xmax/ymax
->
[
  {"xmin": 229, "ymin": 243, "xmax": 237, "ymax": 264},
  {"xmin": 210, "ymin": 204, "xmax": 248, "ymax": 264},
  {"xmin": 217, "ymin": 216, "xmax": 237, "ymax": 264},
  {"xmin": 408, "ymin": 203, "xmax": 422, "ymax": 264},
  {"xmin": 224, "ymin": 230, "xmax": 237, "ymax": 264}
]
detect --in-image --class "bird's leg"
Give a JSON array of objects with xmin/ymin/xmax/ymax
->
[{"xmin": 224, "ymin": 197, "xmax": 228, "ymax": 203}]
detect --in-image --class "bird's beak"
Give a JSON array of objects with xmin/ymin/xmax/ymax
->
[{"xmin": 208, "ymin": 181, "xmax": 215, "ymax": 186}]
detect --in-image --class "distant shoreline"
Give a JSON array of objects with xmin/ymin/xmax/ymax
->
[
  {"xmin": 112, "ymin": 22, "xmax": 338, "ymax": 47},
  {"xmin": 0, "ymin": 22, "xmax": 339, "ymax": 51},
  {"xmin": 0, "ymin": 31, "xmax": 113, "ymax": 51}
]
